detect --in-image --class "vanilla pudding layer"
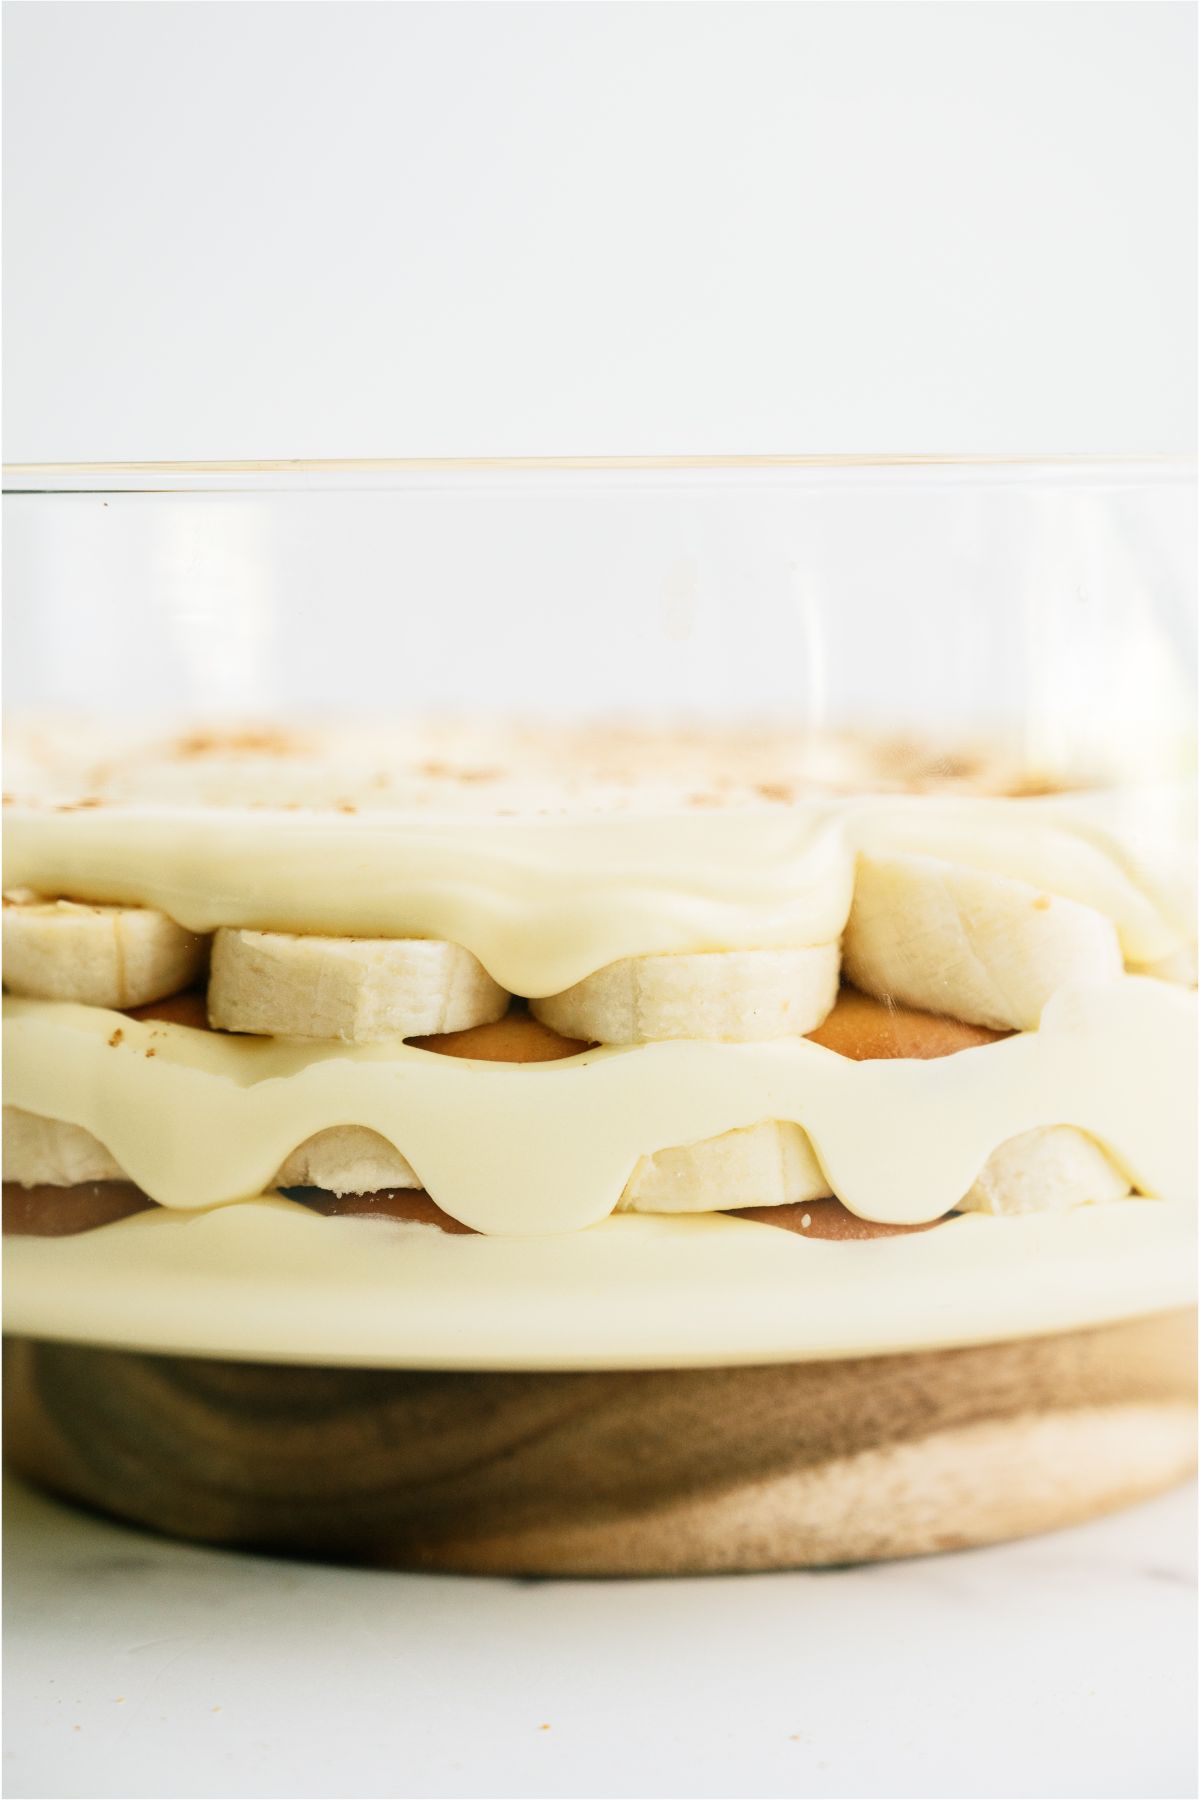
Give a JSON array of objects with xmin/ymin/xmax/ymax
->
[
  {"xmin": 3, "ymin": 978, "xmax": 1194, "ymax": 1234},
  {"xmin": 5, "ymin": 721, "xmax": 1194, "ymax": 986},
  {"xmin": 5, "ymin": 1198, "xmax": 1195, "ymax": 1368},
  {"xmin": 4, "ymin": 791, "xmax": 1191, "ymax": 995}
]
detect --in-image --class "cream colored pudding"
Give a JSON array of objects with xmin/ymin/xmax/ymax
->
[{"xmin": 2, "ymin": 720, "xmax": 1195, "ymax": 1369}]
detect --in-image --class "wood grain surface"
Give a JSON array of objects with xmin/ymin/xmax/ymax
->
[{"xmin": 4, "ymin": 1312, "xmax": 1195, "ymax": 1575}]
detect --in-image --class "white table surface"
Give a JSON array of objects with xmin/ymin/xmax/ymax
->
[{"xmin": 3, "ymin": 1473, "xmax": 1195, "ymax": 1800}]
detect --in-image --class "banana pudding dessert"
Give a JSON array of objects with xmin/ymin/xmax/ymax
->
[
  {"xmin": 3, "ymin": 719, "xmax": 1195, "ymax": 1571},
  {"xmin": 3, "ymin": 719, "xmax": 1194, "ymax": 1351}
]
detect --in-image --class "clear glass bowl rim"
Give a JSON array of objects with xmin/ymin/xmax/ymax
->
[{"xmin": 3, "ymin": 452, "xmax": 1196, "ymax": 494}]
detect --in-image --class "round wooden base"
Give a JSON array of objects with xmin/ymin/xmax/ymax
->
[{"xmin": 5, "ymin": 1312, "xmax": 1196, "ymax": 1575}]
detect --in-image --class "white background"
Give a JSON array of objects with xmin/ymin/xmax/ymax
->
[
  {"xmin": 5, "ymin": 1475, "xmax": 1197, "ymax": 1800},
  {"xmin": 3, "ymin": 1, "xmax": 1196, "ymax": 463}
]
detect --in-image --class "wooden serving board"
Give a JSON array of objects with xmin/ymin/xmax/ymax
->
[{"xmin": 5, "ymin": 1311, "xmax": 1195, "ymax": 1575}]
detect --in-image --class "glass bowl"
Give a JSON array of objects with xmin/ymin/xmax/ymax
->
[{"xmin": 3, "ymin": 456, "xmax": 1195, "ymax": 1573}]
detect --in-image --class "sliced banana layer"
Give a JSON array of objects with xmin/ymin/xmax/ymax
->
[
  {"xmin": 843, "ymin": 853, "xmax": 1123, "ymax": 1030},
  {"xmin": 618, "ymin": 1122, "xmax": 830, "ymax": 1212},
  {"xmin": 207, "ymin": 929, "xmax": 509, "ymax": 1042},
  {"xmin": 3, "ymin": 1108, "xmax": 423, "ymax": 1199},
  {"xmin": 5, "ymin": 1106, "xmax": 1133, "ymax": 1219},
  {"xmin": 5, "ymin": 1105, "xmax": 827, "ymax": 1212},
  {"xmin": 2, "ymin": 900, "xmax": 207, "ymax": 1009},
  {"xmin": 531, "ymin": 945, "xmax": 841, "ymax": 1044},
  {"xmin": 280, "ymin": 1120, "xmax": 834, "ymax": 1213},
  {"xmin": 959, "ymin": 1126, "xmax": 1131, "ymax": 1216},
  {"xmin": 618, "ymin": 1121, "xmax": 1132, "ymax": 1215}
]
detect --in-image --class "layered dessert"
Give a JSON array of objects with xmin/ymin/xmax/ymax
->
[{"xmin": 3, "ymin": 721, "xmax": 1195, "ymax": 1375}]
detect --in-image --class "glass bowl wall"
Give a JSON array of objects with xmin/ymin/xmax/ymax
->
[{"xmin": 3, "ymin": 457, "xmax": 1195, "ymax": 785}]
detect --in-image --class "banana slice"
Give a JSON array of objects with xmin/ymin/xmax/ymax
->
[
  {"xmin": 843, "ymin": 853, "xmax": 1123, "ymax": 1030},
  {"xmin": 959, "ymin": 1126, "xmax": 1131, "ymax": 1216},
  {"xmin": 207, "ymin": 929, "xmax": 509, "ymax": 1042},
  {"xmin": 3, "ymin": 1106, "xmax": 124, "ymax": 1186},
  {"xmin": 619, "ymin": 1122, "xmax": 831, "ymax": 1213},
  {"xmin": 531, "ymin": 945, "xmax": 841, "ymax": 1044},
  {"xmin": 2, "ymin": 899, "xmax": 207, "ymax": 1008},
  {"xmin": 275, "ymin": 1127, "xmax": 419, "ymax": 1194}
]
